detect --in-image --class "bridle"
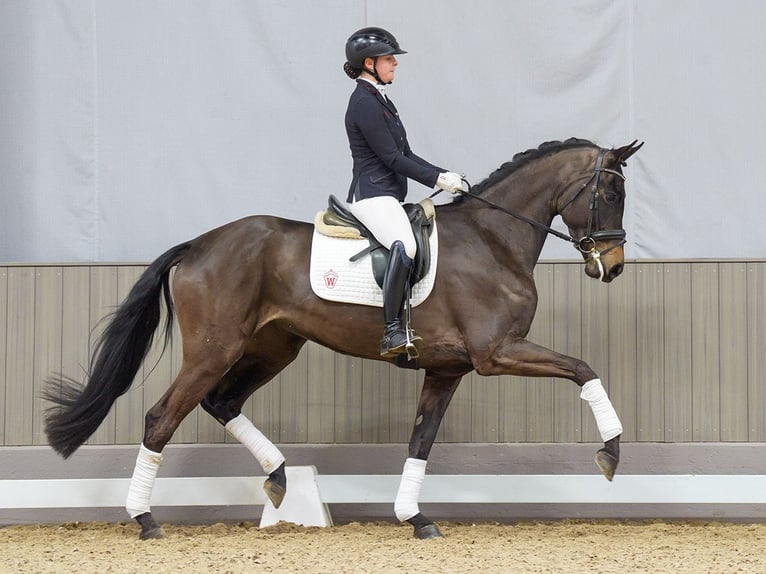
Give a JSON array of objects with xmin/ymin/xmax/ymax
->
[
  {"xmin": 559, "ymin": 148, "xmax": 626, "ymax": 253},
  {"xmin": 449, "ymin": 148, "xmax": 627, "ymax": 280},
  {"xmin": 557, "ymin": 148, "xmax": 627, "ymax": 279}
]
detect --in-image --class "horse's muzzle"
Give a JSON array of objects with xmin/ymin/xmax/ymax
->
[{"xmin": 583, "ymin": 244, "xmax": 625, "ymax": 283}]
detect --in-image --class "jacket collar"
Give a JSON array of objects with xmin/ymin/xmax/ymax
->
[{"xmin": 356, "ymin": 79, "xmax": 398, "ymax": 115}]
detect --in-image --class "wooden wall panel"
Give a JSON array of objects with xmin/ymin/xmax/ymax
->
[
  {"xmin": 470, "ymin": 370, "xmax": 499, "ymax": 443},
  {"xmin": 32, "ymin": 267, "xmax": 63, "ymax": 445},
  {"xmin": 635, "ymin": 263, "xmax": 665, "ymax": 441},
  {"xmin": 361, "ymin": 356, "xmax": 390, "ymax": 443},
  {"xmin": 663, "ymin": 264, "xmax": 692, "ymax": 442},
  {"xmin": 5, "ymin": 268, "xmax": 36, "ymax": 445},
  {"xmin": 498, "ymin": 373, "xmax": 526, "ymax": 443},
  {"xmin": 306, "ymin": 343, "xmax": 336, "ymax": 443},
  {"xmin": 691, "ymin": 263, "xmax": 720, "ymax": 441},
  {"xmin": 580, "ymin": 277, "xmax": 612, "ymax": 443},
  {"xmin": 552, "ymin": 265, "xmax": 582, "ymax": 442},
  {"xmin": 333, "ymin": 356, "xmax": 362, "ymax": 443},
  {"xmin": 2, "ymin": 260, "xmax": 762, "ymax": 449},
  {"xmin": 279, "ymin": 344, "xmax": 308, "ymax": 443},
  {"xmin": 719, "ymin": 263, "xmax": 749, "ymax": 441},
  {"xmin": 747, "ymin": 263, "xmax": 766, "ymax": 441},
  {"xmin": 525, "ymin": 263, "xmax": 555, "ymax": 442},
  {"xmin": 606, "ymin": 265, "xmax": 637, "ymax": 441},
  {"xmin": 0, "ymin": 269, "xmax": 7, "ymax": 445}
]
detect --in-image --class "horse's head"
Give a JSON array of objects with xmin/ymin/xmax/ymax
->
[{"xmin": 558, "ymin": 141, "xmax": 643, "ymax": 283}]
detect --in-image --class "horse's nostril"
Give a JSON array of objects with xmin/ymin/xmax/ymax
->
[{"xmin": 608, "ymin": 263, "xmax": 624, "ymax": 280}]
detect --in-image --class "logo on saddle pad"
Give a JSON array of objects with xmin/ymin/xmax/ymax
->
[{"xmin": 323, "ymin": 269, "xmax": 339, "ymax": 289}]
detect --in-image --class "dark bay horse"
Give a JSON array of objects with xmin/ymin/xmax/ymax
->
[{"xmin": 44, "ymin": 138, "xmax": 643, "ymax": 540}]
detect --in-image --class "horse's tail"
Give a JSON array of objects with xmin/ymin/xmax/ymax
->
[{"xmin": 43, "ymin": 241, "xmax": 193, "ymax": 458}]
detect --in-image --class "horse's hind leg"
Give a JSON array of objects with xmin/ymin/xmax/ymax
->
[
  {"xmin": 201, "ymin": 332, "xmax": 307, "ymax": 510},
  {"xmin": 396, "ymin": 371, "xmax": 463, "ymax": 539},
  {"xmin": 126, "ymin": 346, "xmax": 243, "ymax": 540}
]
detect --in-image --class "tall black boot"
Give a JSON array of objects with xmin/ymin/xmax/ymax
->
[{"xmin": 380, "ymin": 241, "xmax": 423, "ymax": 358}]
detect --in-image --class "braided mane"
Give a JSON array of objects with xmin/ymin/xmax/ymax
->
[{"xmin": 464, "ymin": 138, "xmax": 597, "ymax": 198}]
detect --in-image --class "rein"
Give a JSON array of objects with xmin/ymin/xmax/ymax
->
[
  {"xmin": 451, "ymin": 180, "xmax": 577, "ymax": 245},
  {"xmin": 439, "ymin": 148, "xmax": 627, "ymax": 277}
]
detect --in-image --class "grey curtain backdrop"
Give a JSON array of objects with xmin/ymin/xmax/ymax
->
[{"xmin": 1, "ymin": 0, "xmax": 763, "ymax": 263}]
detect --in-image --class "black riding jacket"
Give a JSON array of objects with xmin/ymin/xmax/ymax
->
[{"xmin": 345, "ymin": 79, "xmax": 442, "ymax": 202}]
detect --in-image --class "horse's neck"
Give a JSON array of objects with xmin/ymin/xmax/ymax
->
[{"xmin": 479, "ymin": 171, "xmax": 560, "ymax": 266}]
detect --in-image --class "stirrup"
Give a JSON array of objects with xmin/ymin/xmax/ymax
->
[
  {"xmin": 404, "ymin": 329, "xmax": 423, "ymax": 359},
  {"xmin": 403, "ymin": 286, "xmax": 421, "ymax": 359},
  {"xmin": 380, "ymin": 327, "xmax": 422, "ymax": 359}
]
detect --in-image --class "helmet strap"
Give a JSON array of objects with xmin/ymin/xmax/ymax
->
[{"xmin": 366, "ymin": 56, "xmax": 392, "ymax": 85}]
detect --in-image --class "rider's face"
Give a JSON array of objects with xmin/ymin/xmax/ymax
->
[{"xmin": 365, "ymin": 54, "xmax": 397, "ymax": 83}]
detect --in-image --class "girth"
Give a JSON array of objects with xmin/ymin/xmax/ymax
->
[{"xmin": 319, "ymin": 195, "xmax": 435, "ymax": 289}]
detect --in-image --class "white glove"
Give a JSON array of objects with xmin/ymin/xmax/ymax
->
[{"xmin": 436, "ymin": 172, "xmax": 464, "ymax": 194}]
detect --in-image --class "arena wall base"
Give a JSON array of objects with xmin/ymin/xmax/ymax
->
[{"xmin": 2, "ymin": 443, "xmax": 766, "ymax": 525}]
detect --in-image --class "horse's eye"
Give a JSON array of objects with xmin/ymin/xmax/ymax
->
[{"xmin": 603, "ymin": 190, "xmax": 620, "ymax": 204}]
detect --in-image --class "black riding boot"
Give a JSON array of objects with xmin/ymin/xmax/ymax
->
[{"xmin": 380, "ymin": 241, "xmax": 423, "ymax": 358}]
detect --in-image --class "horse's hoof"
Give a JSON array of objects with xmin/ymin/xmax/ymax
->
[
  {"xmin": 139, "ymin": 525, "xmax": 166, "ymax": 540},
  {"xmin": 595, "ymin": 448, "xmax": 619, "ymax": 481},
  {"xmin": 136, "ymin": 512, "xmax": 165, "ymax": 540},
  {"xmin": 414, "ymin": 523, "xmax": 443, "ymax": 539},
  {"xmin": 263, "ymin": 477, "xmax": 286, "ymax": 509}
]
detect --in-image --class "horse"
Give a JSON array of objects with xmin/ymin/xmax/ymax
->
[{"xmin": 43, "ymin": 138, "xmax": 643, "ymax": 540}]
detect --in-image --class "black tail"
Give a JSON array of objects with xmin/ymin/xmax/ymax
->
[{"xmin": 43, "ymin": 241, "xmax": 193, "ymax": 458}]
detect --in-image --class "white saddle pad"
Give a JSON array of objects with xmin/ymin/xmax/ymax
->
[{"xmin": 309, "ymin": 224, "xmax": 438, "ymax": 308}]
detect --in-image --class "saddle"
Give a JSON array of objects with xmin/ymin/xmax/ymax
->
[{"xmin": 315, "ymin": 195, "xmax": 435, "ymax": 289}]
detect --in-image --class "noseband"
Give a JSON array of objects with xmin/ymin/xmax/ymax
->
[{"xmin": 451, "ymin": 148, "xmax": 627, "ymax": 278}]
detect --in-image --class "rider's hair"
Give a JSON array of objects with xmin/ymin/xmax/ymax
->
[{"xmin": 343, "ymin": 61, "xmax": 361, "ymax": 79}]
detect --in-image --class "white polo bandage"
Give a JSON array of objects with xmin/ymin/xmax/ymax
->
[
  {"xmin": 225, "ymin": 414, "xmax": 285, "ymax": 474},
  {"xmin": 580, "ymin": 378, "xmax": 623, "ymax": 442},
  {"xmin": 394, "ymin": 457, "xmax": 427, "ymax": 521},
  {"xmin": 125, "ymin": 443, "xmax": 163, "ymax": 519}
]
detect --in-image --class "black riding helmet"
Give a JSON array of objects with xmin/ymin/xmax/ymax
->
[{"xmin": 344, "ymin": 27, "xmax": 406, "ymax": 83}]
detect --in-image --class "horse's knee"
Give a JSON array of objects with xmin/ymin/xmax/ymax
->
[{"xmin": 573, "ymin": 360, "xmax": 598, "ymax": 385}]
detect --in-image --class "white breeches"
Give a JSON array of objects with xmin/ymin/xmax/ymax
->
[{"xmin": 348, "ymin": 195, "xmax": 417, "ymax": 259}]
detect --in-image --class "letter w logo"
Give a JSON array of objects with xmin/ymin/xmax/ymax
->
[{"xmin": 323, "ymin": 269, "xmax": 339, "ymax": 289}]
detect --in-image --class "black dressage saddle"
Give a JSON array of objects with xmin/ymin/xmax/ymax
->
[{"xmin": 322, "ymin": 195, "xmax": 435, "ymax": 289}]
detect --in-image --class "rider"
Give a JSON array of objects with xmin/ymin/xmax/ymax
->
[{"xmin": 343, "ymin": 27, "xmax": 464, "ymax": 358}]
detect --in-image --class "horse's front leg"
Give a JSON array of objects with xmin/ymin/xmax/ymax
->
[
  {"xmin": 396, "ymin": 371, "xmax": 463, "ymax": 539},
  {"xmin": 474, "ymin": 337, "xmax": 622, "ymax": 480}
]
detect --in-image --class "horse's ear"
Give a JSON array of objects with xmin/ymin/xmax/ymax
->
[{"xmin": 613, "ymin": 140, "xmax": 644, "ymax": 165}]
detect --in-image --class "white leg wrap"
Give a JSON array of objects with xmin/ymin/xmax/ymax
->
[
  {"xmin": 580, "ymin": 378, "xmax": 623, "ymax": 442},
  {"xmin": 225, "ymin": 414, "xmax": 285, "ymax": 474},
  {"xmin": 125, "ymin": 444, "xmax": 163, "ymax": 519},
  {"xmin": 394, "ymin": 457, "xmax": 427, "ymax": 522}
]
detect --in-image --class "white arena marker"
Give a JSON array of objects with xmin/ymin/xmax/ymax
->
[{"xmin": 259, "ymin": 466, "xmax": 332, "ymax": 528}]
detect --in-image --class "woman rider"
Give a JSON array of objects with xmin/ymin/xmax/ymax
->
[{"xmin": 343, "ymin": 27, "xmax": 463, "ymax": 358}]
